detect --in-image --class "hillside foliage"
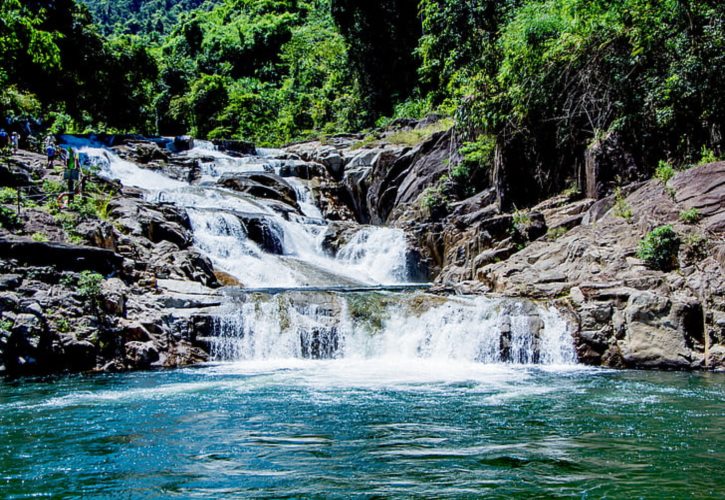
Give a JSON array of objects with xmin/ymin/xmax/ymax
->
[{"xmin": 1, "ymin": 0, "xmax": 722, "ymax": 182}]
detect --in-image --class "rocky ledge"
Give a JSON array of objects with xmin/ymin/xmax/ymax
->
[{"xmin": 0, "ymin": 150, "xmax": 216, "ymax": 377}]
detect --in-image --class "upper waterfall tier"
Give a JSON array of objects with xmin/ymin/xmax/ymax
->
[{"xmin": 68, "ymin": 138, "xmax": 419, "ymax": 288}]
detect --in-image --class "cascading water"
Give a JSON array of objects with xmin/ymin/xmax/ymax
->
[
  {"xmin": 208, "ymin": 293, "xmax": 577, "ymax": 365},
  {"xmin": 66, "ymin": 136, "xmax": 577, "ymax": 366}
]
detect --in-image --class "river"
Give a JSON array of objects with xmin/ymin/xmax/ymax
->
[{"xmin": 1, "ymin": 365, "xmax": 723, "ymax": 498}]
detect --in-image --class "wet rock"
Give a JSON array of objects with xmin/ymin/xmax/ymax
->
[
  {"xmin": 240, "ymin": 215, "xmax": 284, "ymax": 255},
  {"xmin": 278, "ymin": 161, "xmax": 327, "ymax": 179},
  {"xmin": 61, "ymin": 337, "xmax": 97, "ymax": 372},
  {"xmin": 320, "ymin": 222, "xmax": 360, "ymax": 255},
  {"xmin": 214, "ymin": 271, "xmax": 241, "ymax": 287},
  {"xmin": 285, "ymin": 143, "xmax": 345, "ymax": 179},
  {"xmin": 161, "ymin": 341, "xmax": 209, "ymax": 367},
  {"xmin": 172, "ymin": 135, "xmax": 194, "ymax": 152},
  {"xmin": 116, "ymin": 141, "xmax": 169, "ymax": 164}
]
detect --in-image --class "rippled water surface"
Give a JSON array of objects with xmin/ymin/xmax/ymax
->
[{"xmin": 1, "ymin": 362, "xmax": 723, "ymax": 498}]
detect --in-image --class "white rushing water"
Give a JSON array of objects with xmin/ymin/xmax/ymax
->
[
  {"xmin": 74, "ymin": 139, "xmax": 412, "ymax": 287},
  {"xmin": 209, "ymin": 294, "xmax": 577, "ymax": 366},
  {"xmin": 64, "ymin": 136, "xmax": 577, "ymax": 366}
]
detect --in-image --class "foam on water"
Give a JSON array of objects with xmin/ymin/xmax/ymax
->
[
  {"xmin": 210, "ymin": 294, "xmax": 577, "ymax": 366},
  {"xmin": 80, "ymin": 146, "xmax": 186, "ymax": 191}
]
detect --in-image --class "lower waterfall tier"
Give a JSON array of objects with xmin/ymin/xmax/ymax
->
[{"xmin": 203, "ymin": 292, "xmax": 576, "ymax": 365}]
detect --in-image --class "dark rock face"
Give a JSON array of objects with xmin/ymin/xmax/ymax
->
[
  {"xmin": 172, "ymin": 135, "xmax": 194, "ymax": 152},
  {"xmin": 212, "ymin": 139, "xmax": 256, "ymax": 156},
  {"xmin": 114, "ymin": 141, "xmax": 169, "ymax": 164},
  {"xmin": 584, "ymin": 131, "xmax": 641, "ymax": 199},
  {"xmin": 0, "ymin": 239, "xmax": 123, "ymax": 274},
  {"xmin": 218, "ymin": 172, "xmax": 298, "ymax": 209},
  {"xmin": 240, "ymin": 215, "xmax": 285, "ymax": 255},
  {"xmin": 278, "ymin": 161, "xmax": 327, "ymax": 180}
]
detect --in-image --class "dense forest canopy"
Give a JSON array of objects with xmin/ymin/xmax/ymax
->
[{"xmin": 1, "ymin": 0, "xmax": 722, "ymax": 200}]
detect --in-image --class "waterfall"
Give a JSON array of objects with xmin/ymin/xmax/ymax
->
[
  {"xmin": 208, "ymin": 293, "xmax": 577, "ymax": 365},
  {"xmin": 65, "ymin": 135, "xmax": 578, "ymax": 367}
]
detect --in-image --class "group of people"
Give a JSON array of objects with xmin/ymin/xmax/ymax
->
[{"xmin": 0, "ymin": 129, "xmax": 20, "ymax": 154}]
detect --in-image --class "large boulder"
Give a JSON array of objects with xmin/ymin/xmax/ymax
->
[
  {"xmin": 239, "ymin": 215, "xmax": 285, "ymax": 254},
  {"xmin": 620, "ymin": 292, "xmax": 702, "ymax": 369},
  {"xmin": 212, "ymin": 139, "xmax": 256, "ymax": 157},
  {"xmin": 108, "ymin": 197, "xmax": 193, "ymax": 249},
  {"xmin": 172, "ymin": 135, "xmax": 194, "ymax": 152},
  {"xmin": 0, "ymin": 238, "xmax": 123, "ymax": 275},
  {"xmin": 125, "ymin": 341, "xmax": 160, "ymax": 369},
  {"xmin": 218, "ymin": 172, "xmax": 298, "ymax": 208},
  {"xmin": 278, "ymin": 161, "xmax": 327, "ymax": 180}
]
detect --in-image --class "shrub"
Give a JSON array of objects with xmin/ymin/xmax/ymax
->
[
  {"xmin": 69, "ymin": 197, "xmax": 99, "ymax": 219},
  {"xmin": 637, "ymin": 225, "xmax": 680, "ymax": 271},
  {"xmin": 0, "ymin": 187, "xmax": 18, "ymax": 204},
  {"xmin": 420, "ymin": 182, "xmax": 449, "ymax": 218},
  {"xmin": 512, "ymin": 209, "xmax": 531, "ymax": 230},
  {"xmin": 613, "ymin": 187, "xmax": 633, "ymax": 222},
  {"xmin": 0, "ymin": 318, "xmax": 12, "ymax": 332},
  {"xmin": 31, "ymin": 232, "xmax": 49, "ymax": 242},
  {"xmin": 679, "ymin": 208, "xmax": 701, "ymax": 224},
  {"xmin": 54, "ymin": 316, "xmax": 71, "ymax": 333},
  {"xmin": 655, "ymin": 161, "xmax": 676, "ymax": 184},
  {"xmin": 78, "ymin": 271, "xmax": 104, "ymax": 308},
  {"xmin": 699, "ymin": 146, "xmax": 717, "ymax": 165},
  {"xmin": 0, "ymin": 206, "xmax": 18, "ymax": 229},
  {"xmin": 42, "ymin": 179, "xmax": 65, "ymax": 194},
  {"xmin": 386, "ymin": 118, "xmax": 453, "ymax": 146}
]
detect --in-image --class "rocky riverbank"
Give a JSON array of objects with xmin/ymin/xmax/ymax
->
[{"xmin": 1, "ymin": 122, "xmax": 723, "ymax": 376}]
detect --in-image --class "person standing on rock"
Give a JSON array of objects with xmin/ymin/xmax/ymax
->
[
  {"xmin": 11, "ymin": 132, "xmax": 19, "ymax": 153},
  {"xmin": 46, "ymin": 142, "xmax": 57, "ymax": 169},
  {"xmin": 64, "ymin": 147, "xmax": 80, "ymax": 201}
]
